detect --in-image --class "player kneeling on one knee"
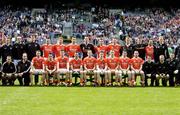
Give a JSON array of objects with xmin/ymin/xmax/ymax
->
[
  {"xmin": 56, "ymin": 50, "xmax": 70, "ymax": 86},
  {"xmin": 119, "ymin": 50, "xmax": 132, "ymax": 86},
  {"xmin": 44, "ymin": 53, "xmax": 57, "ymax": 86},
  {"xmin": 142, "ymin": 56, "xmax": 156, "ymax": 86},
  {"xmin": 30, "ymin": 50, "xmax": 45, "ymax": 86},
  {"xmin": 107, "ymin": 50, "xmax": 119, "ymax": 86},
  {"xmin": 1, "ymin": 56, "xmax": 16, "ymax": 86},
  {"xmin": 155, "ymin": 55, "xmax": 169, "ymax": 86},
  {"xmin": 131, "ymin": 51, "xmax": 145, "ymax": 86},
  {"xmin": 83, "ymin": 50, "xmax": 97, "ymax": 86}
]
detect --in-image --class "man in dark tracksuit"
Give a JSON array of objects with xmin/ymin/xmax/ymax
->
[
  {"xmin": 175, "ymin": 42, "xmax": 180, "ymax": 85},
  {"xmin": 1, "ymin": 56, "xmax": 16, "ymax": 86},
  {"xmin": 80, "ymin": 37, "xmax": 96, "ymax": 59},
  {"xmin": 142, "ymin": 56, "xmax": 156, "ymax": 86},
  {"xmin": 155, "ymin": 55, "xmax": 169, "ymax": 86},
  {"xmin": 12, "ymin": 36, "xmax": 25, "ymax": 65},
  {"xmin": 0, "ymin": 38, "xmax": 13, "ymax": 63},
  {"xmin": 16, "ymin": 53, "xmax": 31, "ymax": 86},
  {"xmin": 25, "ymin": 35, "xmax": 41, "ymax": 84},
  {"xmin": 167, "ymin": 53, "xmax": 178, "ymax": 86},
  {"xmin": 154, "ymin": 37, "xmax": 169, "ymax": 62},
  {"xmin": 134, "ymin": 38, "xmax": 146, "ymax": 60},
  {"xmin": 25, "ymin": 35, "xmax": 41, "ymax": 61}
]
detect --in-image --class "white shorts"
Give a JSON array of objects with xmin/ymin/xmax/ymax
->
[
  {"xmin": 31, "ymin": 69, "xmax": 44, "ymax": 75},
  {"xmin": 97, "ymin": 70, "xmax": 106, "ymax": 75},
  {"xmin": 57, "ymin": 69, "xmax": 68, "ymax": 74}
]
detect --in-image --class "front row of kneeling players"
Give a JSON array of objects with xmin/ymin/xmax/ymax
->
[{"xmin": 0, "ymin": 50, "xmax": 179, "ymax": 86}]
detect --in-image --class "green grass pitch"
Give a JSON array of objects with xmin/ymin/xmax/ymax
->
[{"xmin": 0, "ymin": 87, "xmax": 180, "ymax": 115}]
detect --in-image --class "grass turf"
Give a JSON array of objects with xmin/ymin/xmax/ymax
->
[{"xmin": 0, "ymin": 87, "xmax": 180, "ymax": 115}]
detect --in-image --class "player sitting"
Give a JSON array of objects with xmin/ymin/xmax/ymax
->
[
  {"xmin": 56, "ymin": 50, "xmax": 70, "ymax": 86},
  {"xmin": 44, "ymin": 53, "xmax": 57, "ymax": 86},
  {"xmin": 107, "ymin": 50, "xmax": 119, "ymax": 86},
  {"xmin": 96, "ymin": 51, "xmax": 108, "ymax": 86},
  {"xmin": 30, "ymin": 50, "xmax": 45, "ymax": 86},
  {"xmin": 131, "ymin": 51, "xmax": 145, "ymax": 86},
  {"xmin": 119, "ymin": 51, "xmax": 132, "ymax": 86},
  {"xmin": 69, "ymin": 52, "xmax": 84, "ymax": 86},
  {"xmin": 83, "ymin": 50, "xmax": 97, "ymax": 86}
]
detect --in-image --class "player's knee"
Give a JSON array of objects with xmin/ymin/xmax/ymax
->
[{"xmin": 140, "ymin": 71, "xmax": 144, "ymax": 75}]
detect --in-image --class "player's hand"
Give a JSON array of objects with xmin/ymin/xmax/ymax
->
[
  {"xmin": 174, "ymin": 70, "xmax": 179, "ymax": 74},
  {"xmin": 156, "ymin": 74, "xmax": 159, "ymax": 78},
  {"xmin": 19, "ymin": 73, "xmax": 23, "ymax": 77},
  {"xmin": 146, "ymin": 74, "xmax": 151, "ymax": 77},
  {"xmin": 7, "ymin": 74, "xmax": 12, "ymax": 77},
  {"xmin": 123, "ymin": 70, "xmax": 127, "ymax": 75},
  {"xmin": 135, "ymin": 70, "xmax": 139, "ymax": 74},
  {"xmin": 162, "ymin": 73, "xmax": 165, "ymax": 77}
]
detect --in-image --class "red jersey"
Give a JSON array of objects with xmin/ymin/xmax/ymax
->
[
  {"xmin": 66, "ymin": 44, "xmax": 81, "ymax": 57},
  {"xmin": 41, "ymin": 44, "xmax": 53, "ymax": 58},
  {"xmin": 56, "ymin": 57, "xmax": 69, "ymax": 69},
  {"xmin": 107, "ymin": 57, "xmax": 119, "ymax": 69},
  {"xmin": 83, "ymin": 57, "xmax": 97, "ymax": 69},
  {"xmin": 108, "ymin": 44, "xmax": 121, "ymax": 57},
  {"xmin": 130, "ymin": 57, "xmax": 144, "ymax": 70},
  {"xmin": 69, "ymin": 58, "xmax": 83, "ymax": 69},
  {"xmin": 119, "ymin": 57, "xmax": 131, "ymax": 70},
  {"xmin": 145, "ymin": 46, "xmax": 154, "ymax": 60},
  {"xmin": 44, "ymin": 60, "xmax": 57, "ymax": 70},
  {"xmin": 96, "ymin": 45, "xmax": 108, "ymax": 58},
  {"xmin": 96, "ymin": 58, "xmax": 107, "ymax": 69},
  {"xmin": 32, "ymin": 56, "xmax": 44, "ymax": 69},
  {"xmin": 53, "ymin": 44, "xmax": 67, "ymax": 57}
]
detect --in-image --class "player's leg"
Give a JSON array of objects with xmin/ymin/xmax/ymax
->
[
  {"xmin": 30, "ymin": 70, "xmax": 34, "ymax": 85},
  {"xmin": 82, "ymin": 70, "xmax": 87, "ymax": 86},
  {"xmin": 169, "ymin": 72, "xmax": 175, "ymax": 86},
  {"xmin": 114, "ymin": 70, "xmax": 119, "ymax": 86},
  {"xmin": 155, "ymin": 74, "xmax": 161, "ymax": 86},
  {"xmin": 127, "ymin": 70, "xmax": 132, "ymax": 86},
  {"xmin": 1, "ymin": 74, "xmax": 7, "ymax": 86},
  {"xmin": 139, "ymin": 70, "xmax": 145, "ymax": 86},
  {"xmin": 131, "ymin": 71, "xmax": 136, "ymax": 86}
]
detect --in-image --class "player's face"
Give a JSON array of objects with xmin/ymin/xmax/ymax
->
[
  {"xmin": 99, "ymin": 40, "xmax": 103, "ymax": 45},
  {"xmin": 110, "ymin": 51, "xmax": 114, "ymax": 58},
  {"xmin": 148, "ymin": 40, "xmax": 153, "ymax": 46},
  {"xmin": 59, "ymin": 38, "xmax": 63, "ymax": 44},
  {"xmin": 6, "ymin": 56, "xmax": 12, "ymax": 63},
  {"xmin": 6, "ymin": 38, "xmax": 11, "ymax": 44},
  {"xmin": 60, "ymin": 51, "xmax": 65, "ymax": 57},
  {"xmin": 36, "ymin": 51, "xmax": 41, "ymax": 57},
  {"xmin": 159, "ymin": 55, "xmax": 165, "ymax": 62},
  {"xmin": 100, "ymin": 52, "xmax": 104, "ymax": 58},
  {"xmin": 123, "ymin": 51, "xmax": 127, "ymax": 57},
  {"xmin": 22, "ymin": 54, "xmax": 28, "ymax": 60},
  {"xmin": 147, "ymin": 56, "xmax": 151, "ymax": 62},
  {"xmin": 136, "ymin": 38, "xmax": 141, "ymax": 44},
  {"xmin": 74, "ymin": 53, "xmax": 79, "ymax": 59},
  {"xmin": 48, "ymin": 54, "xmax": 53, "ymax": 60},
  {"xmin": 170, "ymin": 53, "xmax": 175, "ymax": 59},
  {"xmin": 85, "ymin": 37, "xmax": 89, "ymax": 43},
  {"xmin": 87, "ymin": 51, "xmax": 92, "ymax": 57},
  {"xmin": 112, "ymin": 39, "xmax": 116, "ymax": 44},
  {"xmin": 134, "ymin": 51, "xmax": 139, "ymax": 57},
  {"xmin": 72, "ymin": 38, "xmax": 76, "ymax": 44},
  {"xmin": 46, "ymin": 39, "xmax": 51, "ymax": 44}
]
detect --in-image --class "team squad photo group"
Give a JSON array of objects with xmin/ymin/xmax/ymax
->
[{"xmin": 0, "ymin": 35, "xmax": 180, "ymax": 87}]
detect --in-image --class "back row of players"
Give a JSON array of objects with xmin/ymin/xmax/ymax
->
[{"xmin": 0, "ymin": 35, "xmax": 180, "ymax": 86}]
